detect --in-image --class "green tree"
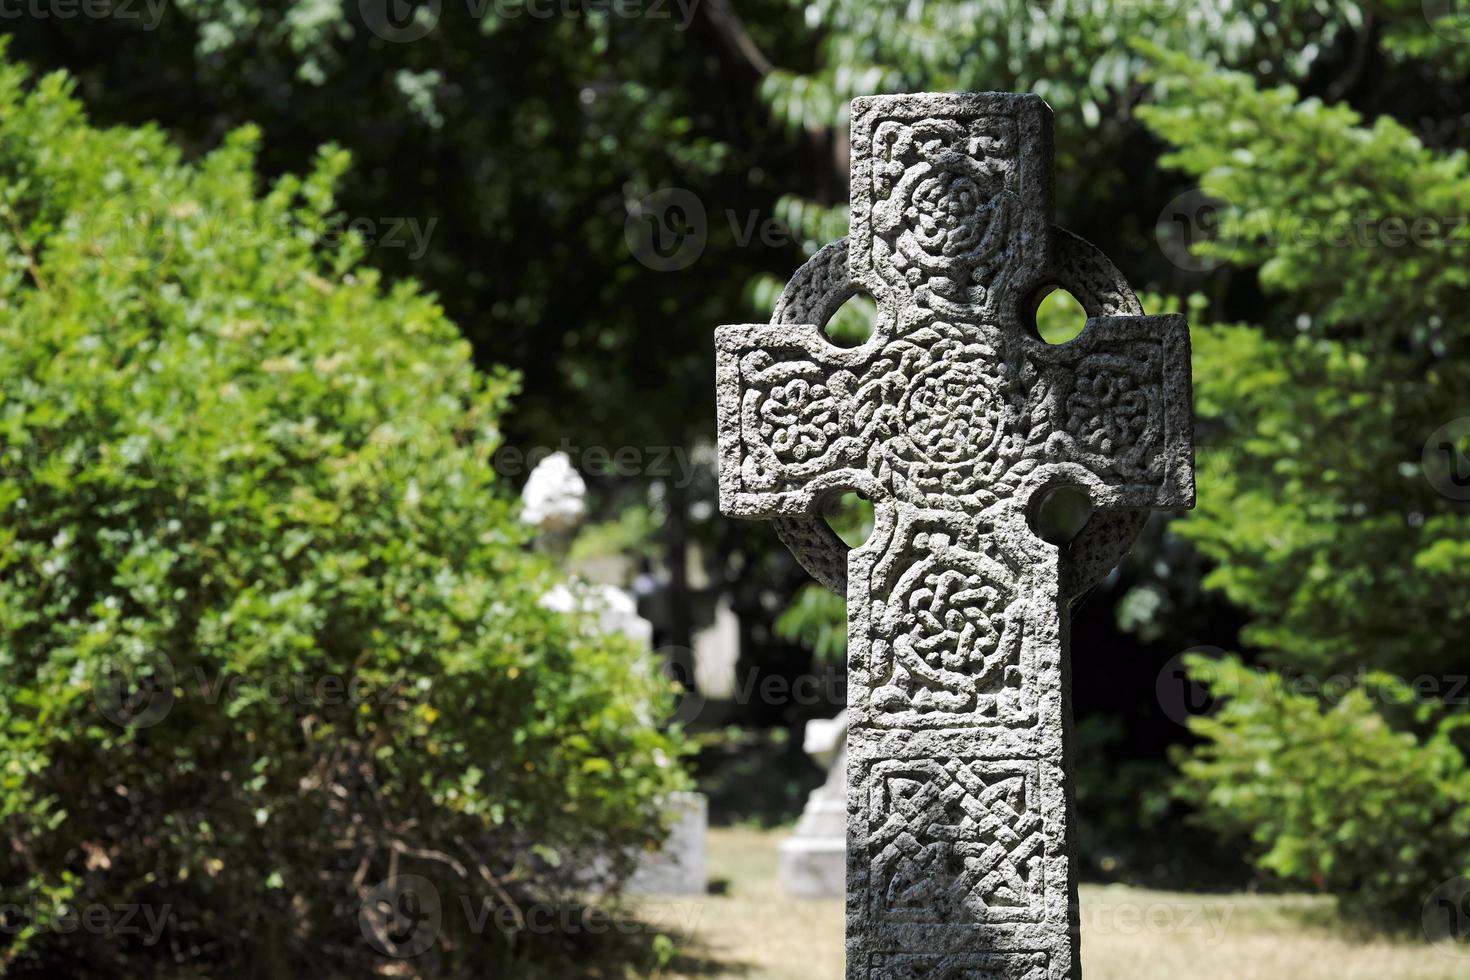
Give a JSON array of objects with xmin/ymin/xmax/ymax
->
[
  {"xmin": 0, "ymin": 50, "xmax": 686, "ymax": 976},
  {"xmin": 1135, "ymin": 41, "xmax": 1470, "ymax": 922}
]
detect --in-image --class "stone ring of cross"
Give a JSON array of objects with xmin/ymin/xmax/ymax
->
[{"xmin": 714, "ymin": 93, "xmax": 1195, "ymax": 980}]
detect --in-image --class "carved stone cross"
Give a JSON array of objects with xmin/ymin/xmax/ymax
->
[{"xmin": 715, "ymin": 93, "xmax": 1195, "ymax": 980}]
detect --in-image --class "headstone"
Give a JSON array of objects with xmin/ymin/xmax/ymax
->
[
  {"xmin": 540, "ymin": 580, "xmax": 655, "ymax": 648},
  {"xmin": 624, "ymin": 791, "xmax": 708, "ymax": 896},
  {"xmin": 520, "ymin": 450, "xmax": 587, "ymax": 557},
  {"xmin": 521, "ymin": 450, "xmax": 657, "ymax": 646},
  {"xmin": 520, "ymin": 453, "xmax": 705, "ymax": 895},
  {"xmin": 691, "ymin": 595, "xmax": 740, "ymax": 701},
  {"xmin": 714, "ymin": 93, "xmax": 1195, "ymax": 979},
  {"xmin": 780, "ymin": 710, "xmax": 849, "ymax": 898}
]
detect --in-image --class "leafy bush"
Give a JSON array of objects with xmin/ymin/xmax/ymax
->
[
  {"xmin": 1178, "ymin": 655, "xmax": 1470, "ymax": 927},
  {"xmin": 1135, "ymin": 45, "xmax": 1470, "ymax": 927},
  {"xmin": 1138, "ymin": 44, "xmax": 1470, "ymax": 682},
  {"xmin": 0, "ymin": 50, "xmax": 686, "ymax": 977}
]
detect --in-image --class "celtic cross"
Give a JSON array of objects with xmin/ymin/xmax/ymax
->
[{"xmin": 714, "ymin": 93, "xmax": 1195, "ymax": 980}]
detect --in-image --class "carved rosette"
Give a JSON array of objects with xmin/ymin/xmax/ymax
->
[
  {"xmin": 736, "ymin": 350, "xmax": 857, "ymax": 493},
  {"xmin": 869, "ymin": 116, "xmax": 1021, "ymax": 317},
  {"xmin": 866, "ymin": 525, "xmax": 1029, "ymax": 730},
  {"xmin": 1060, "ymin": 343, "xmax": 1166, "ymax": 484},
  {"xmin": 855, "ymin": 323, "xmax": 1035, "ymax": 509}
]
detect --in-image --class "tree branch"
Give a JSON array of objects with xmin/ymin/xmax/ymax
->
[{"xmin": 701, "ymin": 0, "xmax": 774, "ymax": 78}]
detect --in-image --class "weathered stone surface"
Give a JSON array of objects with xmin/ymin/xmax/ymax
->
[{"xmin": 714, "ymin": 93, "xmax": 1195, "ymax": 979}]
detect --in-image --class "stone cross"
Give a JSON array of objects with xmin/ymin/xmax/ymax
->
[{"xmin": 714, "ymin": 93, "xmax": 1194, "ymax": 980}]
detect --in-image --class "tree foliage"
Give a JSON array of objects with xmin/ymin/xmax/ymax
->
[
  {"xmin": 1179, "ymin": 655, "xmax": 1470, "ymax": 925},
  {"xmin": 1136, "ymin": 43, "xmax": 1470, "ymax": 920}
]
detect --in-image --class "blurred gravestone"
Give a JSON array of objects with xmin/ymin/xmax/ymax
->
[
  {"xmin": 624, "ymin": 792, "xmax": 708, "ymax": 897},
  {"xmin": 714, "ymin": 93, "xmax": 1195, "ymax": 978},
  {"xmin": 779, "ymin": 711, "xmax": 848, "ymax": 898},
  {"xmin": 520, "ymin": 453, "xmax": 705, "ymax": 895},
  {"xmin": 519, "ymin": 450, "xmax": 586, "ymax": 557}
]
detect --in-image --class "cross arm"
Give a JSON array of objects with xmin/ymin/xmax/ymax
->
[
  {"xmin": 714, "ymin": 322, "xmax": 878, "ymax": 519},
  {"xmin": 1030, "ymin": 311, "xmax": 1195, "ymax": 513}
]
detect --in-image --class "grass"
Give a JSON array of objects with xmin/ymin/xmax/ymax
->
[{"xmin": 627, "ymin": 826, "xmax": 1467, "ymax": 980}]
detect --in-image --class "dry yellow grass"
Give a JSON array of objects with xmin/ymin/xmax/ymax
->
[{"xmin": 628, "ymin": 827, "xmax": 1466, "ymax": 980}]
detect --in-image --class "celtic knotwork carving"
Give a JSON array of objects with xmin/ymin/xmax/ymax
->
[
  {"xmin": 755, "ymin": 229, "xmax": 1169, "ymax": 601},
  {"xmin": 868, "ymin": 523, "xmax": 1028, "ymax": 728},
  {"xmin": 761, "ymin": 371, "xmax": 839, "ymax": 462},
  {"xmin": 1063, "ymin": 345, "xmax": 1165, "ymax": 483},
  {"xmin": 736, "ymin": 351, "xmax": 858, "ymax": 492},
  {"xmin": 1041, "ymin": 230, "xmax": 1155, "ymax": 598},
  {"xmin": 870, "ymin": 759, "xmax": 1045, "ymax": 924},
  {"xmin": 857, "ymin": 321, "xmax": 1034, "ymax": 508},
  {"xmin": 871, "ymin": 115, "xmax": 1020, "ymax": 317},
  {"xmin": 767, "ymin": 239, "xmax": 870, "ymax": 595},
  {"xmin": 868, "ymin": 952, "xmax": 1049, "ymax": 980}
]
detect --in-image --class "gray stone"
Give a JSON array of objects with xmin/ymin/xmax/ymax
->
[
  {"xmin": 624, "ymin": 791, "xmax": 708, "ymax": 896},
  {"xmin": 780, "ymin": 712, "xmax": 849, "ymax": 898},
  {"xmin": 714, "ymin": 93, "xmax": 1195, "ymax": 979}
]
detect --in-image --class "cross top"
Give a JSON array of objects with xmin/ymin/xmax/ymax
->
[{"xmin": 715, "ymin": 93, "xmax": 1194, "ymax": 980}]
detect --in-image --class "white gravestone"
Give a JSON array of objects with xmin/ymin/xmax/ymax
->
[
  {"xmin": 520, "ymin": 452, "xmax": 705, "ymax": 896},
  {"xmin": 780, "ymin": 711, "xmax": 849, "ymax": 898}
]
